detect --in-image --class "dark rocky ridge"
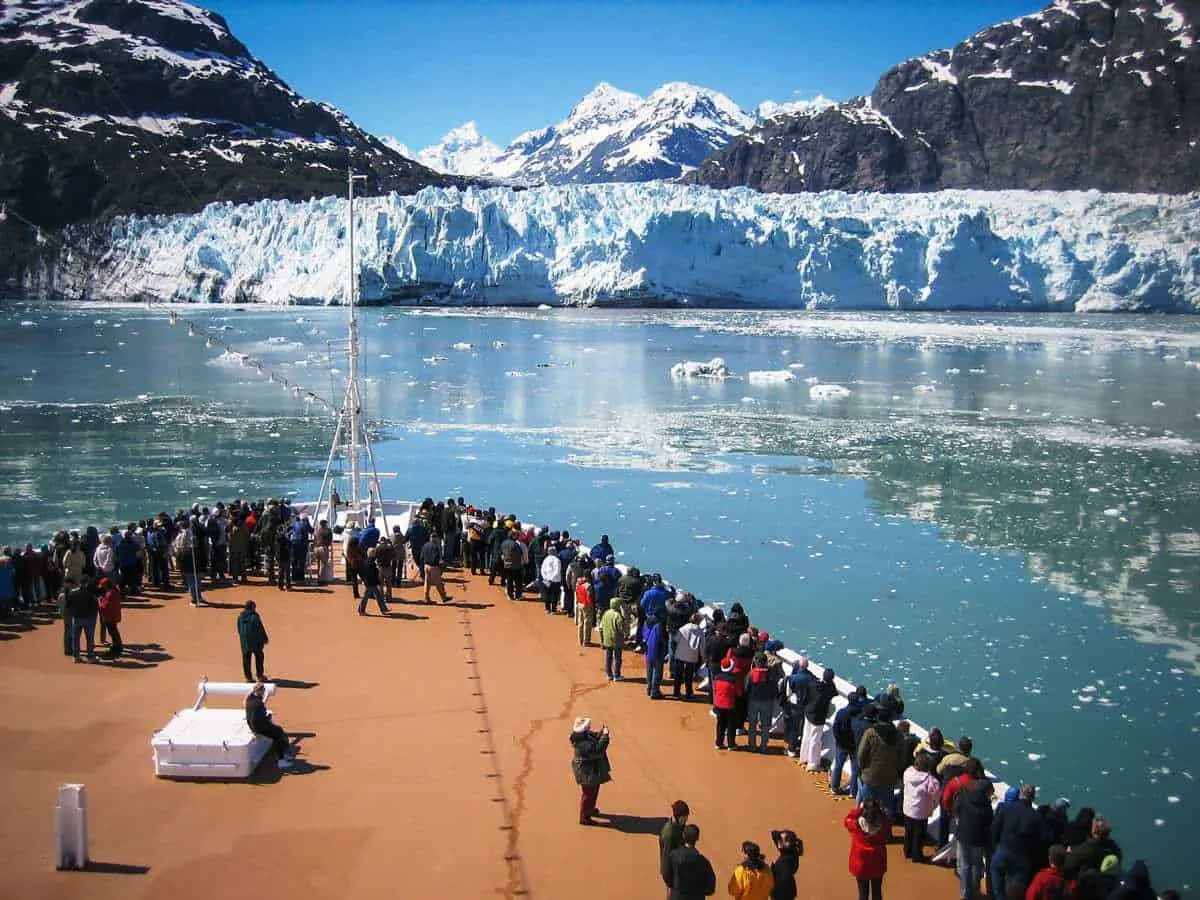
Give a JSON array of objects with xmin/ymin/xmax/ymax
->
[
  {"xmin": 0, "ymin": 0, "xmax": 462, "ymax": 278},
  {"xmin": 689, "ymin": 0, "xmax": 1200, "ymax": 193}
]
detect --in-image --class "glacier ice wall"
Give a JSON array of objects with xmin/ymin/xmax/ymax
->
[{"xmin": 73, "ymin": 183, "xmax": 1200, "ymax": 311}]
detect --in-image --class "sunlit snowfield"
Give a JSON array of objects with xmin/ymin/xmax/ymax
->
[{"xmin": 2, "ymin": 303, "xmax": 1198, "ymax": 888}]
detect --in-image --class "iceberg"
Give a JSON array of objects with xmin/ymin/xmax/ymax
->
[
  {"xmin": 747, "ymin": 370, "xmax": 795, "ymax": 383},
  {"xmin": 670, "ymin": 357, "xmax": 731, "ymax": 379},
  {"xmin": 809, "ymin": 383, "xmax": 853, "ymax": 400},
  {"xmin": 58, "ymin": 183, "xmax": 1200, "ymax": 311}
]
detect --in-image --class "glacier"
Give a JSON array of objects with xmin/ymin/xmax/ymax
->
[{"xmin": 65, "ymin": 182, "xmax": 1200, "ymax": 311}]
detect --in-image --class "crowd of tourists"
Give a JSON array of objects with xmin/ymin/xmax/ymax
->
[
  {"xmin": 470, "ymin": 511, "xmax": 1175, "ymax": 900},
  {"xmin": 0, "ymin": 497, "xmax": 1181, "ymax": 900}
]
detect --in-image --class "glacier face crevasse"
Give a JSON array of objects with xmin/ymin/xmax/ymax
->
[{"xmin": 65, "ymin": 183, "xmax": 1200, "ymax": 311}]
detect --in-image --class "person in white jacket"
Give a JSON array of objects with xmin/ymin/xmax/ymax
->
[
  {"xmin": 901, "ymin": 751, "xmax": 942, "ymax": 862},
  {"xmin": 92, "ymin": 535, "xmax": 116, "ymax": 580},
  {"xmin": 672, "ymin": 613, "xmax": 706, "ymax": 699},
  {"xmin": 539, "ymin": 548, "xmax": 563, "ymax": 615}
]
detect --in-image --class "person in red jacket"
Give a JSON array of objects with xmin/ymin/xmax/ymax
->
[
  {"xmin": 712, "ymin": 657, "xmax": 740, "ymax": 750},
  {"xmin": 1026, "ymin": 845, "xmax": 1068, "ymax": 900},
  {"xmin": 96, "ymin": 577, "xmax": 123, "ymax": 660},
  {"xmin": 846, "ymin": 797, "xmax": 889, "ymax": 900}
]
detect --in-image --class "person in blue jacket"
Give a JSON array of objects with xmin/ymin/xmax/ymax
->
[{"xmin": 589, "ymin": 534, "xmax": 615, "ymax": 562}]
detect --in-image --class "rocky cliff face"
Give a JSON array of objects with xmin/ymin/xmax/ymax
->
[
  {"xmin": 690, "ymin": 0, "xmax": 1200, "ymax": 193},
  {"xmin": 0, "ymin": 0, "xmax": 459, "ymax": 275}
]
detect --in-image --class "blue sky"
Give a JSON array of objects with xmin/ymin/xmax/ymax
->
[{"xmin": 206, "ymin": 0, "xmax": 1042, "ymax": 150}]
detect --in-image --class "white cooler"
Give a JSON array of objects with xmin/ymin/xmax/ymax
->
[{"xmin": 152, "ymin": 680, "xmax": 277, "ymax": 779}]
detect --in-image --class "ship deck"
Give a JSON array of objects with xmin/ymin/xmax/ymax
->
[{"xmin": 1, "ymin": 570, "xmax": 954, "ymax": 899}]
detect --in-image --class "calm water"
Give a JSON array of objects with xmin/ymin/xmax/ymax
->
[{"xmin": 2, "ymin": 302, "xmax": 1198, "ymax": 888}]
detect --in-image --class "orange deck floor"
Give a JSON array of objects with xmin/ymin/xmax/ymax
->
[{"xmin": 0, "ymin": 569, "xmax": 956, "ymax": 899}]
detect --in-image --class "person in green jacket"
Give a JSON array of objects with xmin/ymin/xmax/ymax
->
[
  {"xmin": 599, "ymin": 596, "xmax": 628, "ymax": 681},
  {"xmin": 237, "ymin": 600, "xmax": 269, "ymax": 682}
]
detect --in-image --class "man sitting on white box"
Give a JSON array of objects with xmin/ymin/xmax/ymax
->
[{"xmin": 246, "ymin": 681, "xmax": 295, "ymax": 769}]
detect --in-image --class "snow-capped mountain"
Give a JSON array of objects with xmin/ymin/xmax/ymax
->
[
  {"xmin": 419, "ymin": 81, "xmax": 757, "ymax": 184},
  {"xmin": 692, "ymin": 0, "xmax": 1200, "ymax": 193},
  {"xmin": 46, "ymin": 183, "xmax": 1199, "ymax": 312},
  {"xmin": 0, "ymin": 0, "xmax": 457, "ymax": 276},
  {"xmin": 411, "ymin": 121, "xmax": 504, "ymax": 178},
  {"xmin": 755, "ymin": 95, "xmax": 836, "ymax": 122}
]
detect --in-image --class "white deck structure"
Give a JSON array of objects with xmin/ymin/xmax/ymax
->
[{"xmin": 151, "ymin": 680, "xmax": 279, "ymax": 779}]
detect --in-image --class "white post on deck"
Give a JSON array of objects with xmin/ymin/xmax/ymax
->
[{"xmin": 54, "ymin": 783, "xmax": 88, "ymax": 870}]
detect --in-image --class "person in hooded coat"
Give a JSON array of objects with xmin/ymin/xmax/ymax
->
[
  {"xmin": 845, "ymin": 798, "xmax": 889, "ymax": 900},
  {"xmin": 831, "ymin": 687, "xmax": 867, "ymax": 796},
  {"xmin": 599, "ymin": 597, "xmax": 628, "ymax": 680},
  {"xmin": 857, "ymin": 707, "xmax": 903, "ymax": 818},
  {"xmin": 643, "ymin": 612, "xmax": 668, "ymax": 699},
  {"xmin": 955, "ymin": 773, "xmax": 996, "ymax": 900},
  {"xmin": 237, "ymin": 600, "xmax": 269, "ymax": 682},
  {"xmin": 728, "ymin": 841, "xmax": 774, "ymax": 900}
]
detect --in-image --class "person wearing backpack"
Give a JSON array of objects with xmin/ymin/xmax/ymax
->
[
  {"xmin": 831, "ymin": 687, "xmax": 868, "ymax": 796},
  {"xmin": 174, "ymin": 519, "xmax": 203, "ymax": 606},
  {"xmin": 746, "ymin": 652, "xmax": 777, "ymax": 751}
]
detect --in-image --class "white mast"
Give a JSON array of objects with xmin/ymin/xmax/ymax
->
[{"xmin": 347, "ymin": 168, "xmax": 366, "ymax": 511}]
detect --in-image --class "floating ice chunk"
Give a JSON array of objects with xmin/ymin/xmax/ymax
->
[
  {"xmin": 787, "ymin": 362, "xmax": 805, "ymax": 369},
  {"xmin": 1027, "ymin": 752, "xmax": 1045, "ymax": 761},
  {"xmin": 537, "ymin": 304, "xmax": 552, "ymax": 310},
  {"xmin": 809, "ymin": 383, "xmax": 852, "ymax": 400},
  {"xmin": 913, "ymin": 384, "xmax": 937, "ymax": 394},
  {"xmin": 670, "ymin": 357, "xmax": 730, "ymax": 379},
  {"xmin": 1103, "ymin": 508, "xmax": 1121, "ymax": 517},
  {"xmin": 506, "ymin": 370, "xmax": 535, "ymax": 377},
  {"xmin": 19, "ymin": 320, "xmax": 35, "ymax": 327},
  {"xmin": 1151, "ymin": 400, "xmax": 1166, "ymax": 407},
  {"xmin": 491, "ymin": 340, "xmax": 506, "ymax": 349},
  {"xmin": 1168, "ymin": 795, "xmax": 1181, "ymax": 803},
  {"xmin": 423, "ymin": 355, "xmax": 449, "ymax": 363},
  {"xmin": 209, "ymin": 350, "xmax": 249, "ymax": 367},
  {"xmin": 1155, "ymin": 818, "xmax": 1166, "ymax": 826},
  {"xmin": 945, "ymin": 367, "xmax": 961, "ymax": 374},
  {"xmin": 451, "ymin": 342, "xmax": 475, "ymax": 350},
  {"xmin": 748, "ymin": 369, "xmax": 795, "ymax": 384}
]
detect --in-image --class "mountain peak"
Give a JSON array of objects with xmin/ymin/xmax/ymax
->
[
  {"xmin": 568, "ymin": 81, "xmax": 642, "ymax": 121},
  {"xmin": 416, "ymin": 121, "xmax": 504, "ymax": 177}
]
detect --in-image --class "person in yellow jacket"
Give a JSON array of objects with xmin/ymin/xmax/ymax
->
[{"xmin": 728, "ymin": 841, "xmax": 774, "ymax": 900}]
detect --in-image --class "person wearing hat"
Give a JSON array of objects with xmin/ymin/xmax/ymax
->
[
  {"xmin": 569, "ymin": 717, "xmax": 610, "ymax": 825},
  {"xmin": 660, "ymin": 801, "xmax": 691, "ymax": 882},
  {"xmin": 712, "ymin": 655, "xmax": 740, "ymax": 750},
  {"xmin": 245, "ymin": 681, "xmax": 294, "ymax": 770}
]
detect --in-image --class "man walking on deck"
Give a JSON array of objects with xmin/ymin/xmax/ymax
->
[
  {"xmin": 420, "ymin": 534, "xmax": 450, "ymax": 603},
  {"xmin": 237, "ymin": 600, "xmax": 269, "ymax": 682}
]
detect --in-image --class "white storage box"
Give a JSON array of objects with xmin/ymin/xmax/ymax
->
[{"xmin": 152, "ymin": 680, "xmax": 277, "ymax": 779}]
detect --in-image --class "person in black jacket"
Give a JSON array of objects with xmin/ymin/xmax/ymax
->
[
  {"xmin": 65, "ymin": 581, "xmax": 99, "ymax": 662},
  {"xmin": 769, "ymin": 829, "xmax": 802, "ymax": 900},
  {"xmin": 662, "ymin": 823, "xmax": 716, "ymax": 899},
  {"xmin": 830, "ymin": 687, "xmax": 867, "ymax": 796},
  {"xmin": 991, "ymin": 783, "xmax": 1051, "ymax": 900},
  {"xmin": 954, "ymin": 774, "xmax": 995, "ymax": 900},
  {"xmin": 245, "ymin": 682, "xmax": 293, "ymax": 768}
]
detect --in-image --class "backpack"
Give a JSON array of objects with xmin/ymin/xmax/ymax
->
[{"xmin": 171, "ymin": 528, "xmax": 192, "ymax": 558}]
